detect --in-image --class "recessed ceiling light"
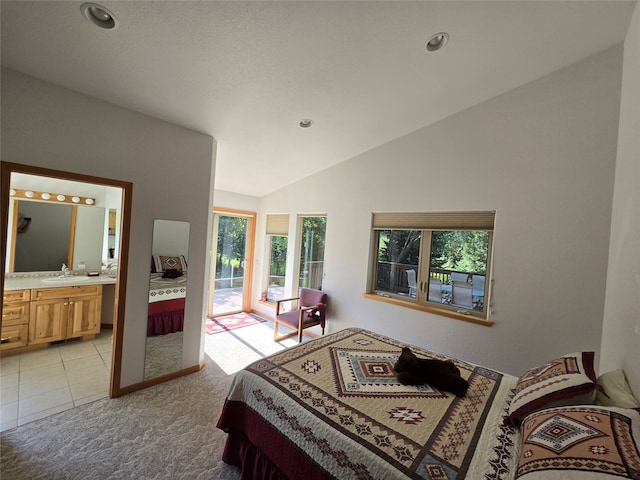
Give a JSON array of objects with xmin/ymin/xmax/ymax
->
[
  {"xmin": 426, "ymin": 32, "xmax": 449, "ymax": 52},
  {"xmin": 81, "ymin": 3, "xmax": 118, "ymax": 30},
  {"xmin": 299, "ymin": 119, "xmax": 314, "ymax": 128}
]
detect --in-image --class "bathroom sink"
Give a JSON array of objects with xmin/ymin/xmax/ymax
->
[{"xmin": 42, "ymin": 276, "xmax": 92, "ymax": 283}]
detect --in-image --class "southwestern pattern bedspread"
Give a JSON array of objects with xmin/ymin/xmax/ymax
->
[{"xmin": 217, "ymin": 328, "xmax": 519, "ymax": 479}]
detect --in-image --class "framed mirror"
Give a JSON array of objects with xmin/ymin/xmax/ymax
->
[
  {"xmin": 5, "ymin": 173, "xmax": 122, "ymax": 273},
  {"xmin": 144, "ymin": 219, "xmax": 190, "ymax": 380}
]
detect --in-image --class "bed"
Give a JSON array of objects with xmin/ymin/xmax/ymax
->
[
  {"xmin": 216, "ymin": 328, "xmax": 640, "ymax": 480},
  {"xmin": 147, "ymin": 273, "xmax": 187, "ymax": 336}
]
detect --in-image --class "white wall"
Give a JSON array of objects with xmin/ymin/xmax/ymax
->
[
  {"xmin": 1, "ymin": 68, "xmax": 216, "ymax": 388},
  {"xmin": 213, "ymin": 189, "xmax": 260, "ymax": 212},
  {"xmin": 600, "ymin": 3, "xmax": 640, "ymax": 396},
  {"xmin": 254, "ymin": 46, "xmax": 624, "ymax": 376},
  {"xmin": 151, "ymin": 219, "xmax": 190, "ymax": 258}
]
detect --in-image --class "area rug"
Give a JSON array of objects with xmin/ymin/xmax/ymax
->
[{"xmin": 205, "ymin": 312, "xmax": 267, "ymax": 335}]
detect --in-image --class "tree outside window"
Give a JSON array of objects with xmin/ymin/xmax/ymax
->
[{"xmin": 298, "ymin": 216, "xmax": 326, "ymax": 291}]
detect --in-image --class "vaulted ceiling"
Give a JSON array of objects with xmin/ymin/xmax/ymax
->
[{"xmin": 1, "ymin": 1, "xmax": 635, "ymax": 196}]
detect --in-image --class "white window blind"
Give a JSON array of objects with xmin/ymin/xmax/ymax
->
[
  {"xmin": 266, "ymin": 214, "xmax": 289, "ymax": 236},
  {"xmin": 372, "ymin": 211, "xmax": 495, "ymax": 231}
]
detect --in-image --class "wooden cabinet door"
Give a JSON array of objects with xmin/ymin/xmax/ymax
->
[
  {"xmin": 29, "ymin": 299, "xmax": 67, "ymax": 344},
  {"xmin": 67, "ymin": 295, "xmax": 102, "ymax": 338}
]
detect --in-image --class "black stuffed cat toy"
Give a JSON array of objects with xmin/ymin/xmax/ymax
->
[{"xmin": 393, "ymin": 347, "xmax": 469, "ymax": 397}]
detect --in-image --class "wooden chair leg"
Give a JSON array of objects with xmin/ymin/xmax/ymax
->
[
  {"xmin": 297, "ymin": 311, "xmax": 304, "ymax": 343},
  {"xmin": 273, "ymin": 321, "xmax": 279, "ymax": 341}
]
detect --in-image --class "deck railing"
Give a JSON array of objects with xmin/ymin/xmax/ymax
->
[{"xmin": 376, "ymin": 262, "xmax": 482, "ymax": 294}]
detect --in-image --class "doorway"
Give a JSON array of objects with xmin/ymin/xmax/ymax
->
[
  {"xmin": 208, "ymin": 208, "xmax": 255, "ymax": 317},
  {"xmin": 1, "ymin": 162, "xmax": 132, "ymax": 429}
]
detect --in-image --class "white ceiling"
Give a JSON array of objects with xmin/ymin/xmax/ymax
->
[{"xmin": 1, "ymin": 1, "xmax": 635, "ymax": 197}]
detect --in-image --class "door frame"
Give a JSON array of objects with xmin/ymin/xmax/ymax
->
[
  {"xmin": 208, "ymin": 207, "xmax": 255, "ymax": 316},
  {"xmin": 0, "ymin": 161, "xmax": 132, "ymax": 398}
]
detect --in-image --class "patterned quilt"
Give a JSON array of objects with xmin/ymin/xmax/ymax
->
[
  {"xmin": 217, "ymin": 328, "xmax": 520, "ymax": 479},
  {"xmin": 148, "ymin": 272, "xmax": 187, "ymax": 303}
]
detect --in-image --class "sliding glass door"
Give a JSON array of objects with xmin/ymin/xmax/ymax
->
[{"xmin": 209, "ymin": 209, "xmax": 255, "ymax": 317}]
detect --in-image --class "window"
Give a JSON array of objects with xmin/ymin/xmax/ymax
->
[
  {"xmin": 370, "ymin": 211, "xmax": 494, "ymax": 322},
  {"xmin": 297, "ymin": 215, "xmax": 326, "ymax": 291},
  {"xmin": 262, "ymin": 214, "xmax": 288, "ymax": 302}
]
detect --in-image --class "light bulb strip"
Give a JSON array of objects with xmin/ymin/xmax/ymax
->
[{"xmin": 10, "ymin": 188, "xmax": 96, "ymax": 206}]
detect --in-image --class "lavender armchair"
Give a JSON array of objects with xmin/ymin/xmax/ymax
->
[{"xmin": 274, "ymin": 288, "xmax": 328, "ymax": 343}]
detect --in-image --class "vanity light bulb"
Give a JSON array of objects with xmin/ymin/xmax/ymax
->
[
  {"xmin": 57, "ymin": 194, "xmax": 66, "ymax": 201},
  {"xmin": 41, "ymin": 192, "xmax": 51, "ymax": 200},
  {"xmin": 85, "ymin": 198, "xmax": 94, "ymax": 205},
  {"xmin": 25, "ymin": 191, "xmax": 35, "ymax": 198},
  {"xmin": 9, "ymin": 189, "xmax": 16, "ymax": 196},
  {"xmin": 72, "ymin": 196, "xmax": 80, "ymax": 203}
]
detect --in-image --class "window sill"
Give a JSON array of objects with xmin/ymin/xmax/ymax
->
[
  {"xmin": 362, "ymin": 293, "xmax": 493, "ymax": 327},
  {"xmin": 258, "ymin": 299, "xmax": 276, "ymax": 308}
]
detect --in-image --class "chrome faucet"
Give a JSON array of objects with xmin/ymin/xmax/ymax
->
[{"xmin": 61, "ymin": 264, "xmax": 72, "ymax": 277}]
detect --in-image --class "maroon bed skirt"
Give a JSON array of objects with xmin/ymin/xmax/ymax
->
[
  {"xmin": 147, "ymin": 298, "xmax": 185, "ymax": 336},
  {"xmin": 217, "ymin": 400, "xmax": 331, "ymax": 480}
]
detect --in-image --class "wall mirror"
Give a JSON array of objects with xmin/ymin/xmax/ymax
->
[
  {"xmin": 144, "ymin": 219, "xmax": 189, "ymax": 380},
  {"xmin": 5, "ymin": 172, "xmax": 122, "ymax": 273},
  {"xmin": 1, "ymin": 161, "xmax": 132, "ymax": 398}
]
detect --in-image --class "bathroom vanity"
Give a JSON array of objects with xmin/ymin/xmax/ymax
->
[{"xmin": 1, "ymin": 274, "xmax": 116, "ymax": 355}]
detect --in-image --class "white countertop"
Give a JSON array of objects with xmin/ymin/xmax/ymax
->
[{"xmin": 4, "ymin": 274, "xmax": 117, "ymax": 290}]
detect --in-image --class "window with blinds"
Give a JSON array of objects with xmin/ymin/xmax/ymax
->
[{"xmin": 370, "ymin": 211, "xmax": 494, "ymax": 320}]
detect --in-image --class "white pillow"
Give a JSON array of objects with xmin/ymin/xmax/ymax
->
[{"xmin": 596, "ymin": 369, "xmax": 640, "ymax": 409}]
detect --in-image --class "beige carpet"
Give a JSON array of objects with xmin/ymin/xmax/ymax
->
[
  {"xmin": 0, "ymin": 355, "xmax": 241, "ymax": 480},
  {"xmin": 144, "ymin": 331, "xmax": 184, "ymax": 380}
]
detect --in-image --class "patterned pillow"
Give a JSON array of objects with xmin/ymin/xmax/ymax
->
[
  {"xmin": 507, "ymin": 352, "xmax": 599, "ymax": 426},
  {"xmin": 151, "ymin": 255, "xmax": 188, "ymax": 273},
  {"xmin": 515, "ymin": 405, "xmax": 640, "ymax": 479}
]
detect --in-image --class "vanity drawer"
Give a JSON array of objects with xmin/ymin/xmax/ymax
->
[
  {"xmin": 3, "ymin": 289, "xmax": 31, "ymax": 304},
  {"xmin": 32, "ymin": 285, "xmax": 102, "ymax": 301},
  {"xmin": 2, "ymin": 302, "xmax": 30, "ymax": 326},
  {"xmin": 1, "ymin": 323, "xmax": 29, "ymax": 350}
]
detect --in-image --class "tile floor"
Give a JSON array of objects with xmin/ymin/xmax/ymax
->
[{"xmin": 0, "ymin": 331, "xmax": 112, "ymax": 432}]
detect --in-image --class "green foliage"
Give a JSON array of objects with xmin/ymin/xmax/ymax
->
[
  {"xmin": 299, "ymin": 216, "xmax": 327, "ymax": 288},
  {"xmin": 377, "ymin": 230, "xmax": 421, "ymax": 266},
  {"xmin": 300, "ymin": 217, "xmax": 327, "ymax": 262},
  {"xmin": 269, "ymin": 235, "xmax": 288, "ymax": 277},
  {"xmin": 431, "ymin": 230, "xmax": 488, "ymax": 274},
  {"xmin": 378, "ymin": 229, "xmax": 489, "ymax": 274},
  {"xmin": 215, "ymin": 216, "xmax": 247, "ymax": 278}
]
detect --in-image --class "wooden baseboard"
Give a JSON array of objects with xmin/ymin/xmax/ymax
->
[{"xmin": 111, "ymin": 360, "xmax": 205, "ymax": 397}]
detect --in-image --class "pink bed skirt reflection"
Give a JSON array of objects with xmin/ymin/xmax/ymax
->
[{"xmin": 147, "ymin": 298, "xmax": 185, "ymax": 336}]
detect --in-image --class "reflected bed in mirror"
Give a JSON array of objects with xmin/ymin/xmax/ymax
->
[{"xmin": 144, "ymin": 220, "xmax": 190, "ymax": 381}]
